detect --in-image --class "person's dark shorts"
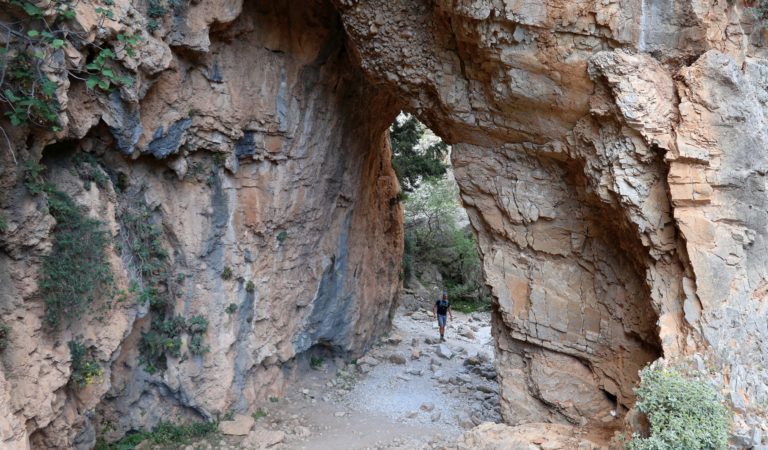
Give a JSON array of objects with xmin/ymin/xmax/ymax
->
[{"xmin": 437, "ymin": 314, "xmax": 447, "ymax": 327}]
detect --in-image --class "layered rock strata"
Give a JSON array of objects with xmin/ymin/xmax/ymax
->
[
  {"xmin": 2, "ymin": 0, "xmax": 768, "ymax": 447},
  {"xmin": 334, "ymin": 0, "xmax": 768, "ymax": 442},
  {"xmin": 0, "ymin": 0, "xmax": 401, "ymax": 448}
]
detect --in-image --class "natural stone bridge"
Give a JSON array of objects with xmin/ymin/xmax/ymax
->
[{"xmin": 1, "ymin": 0, "xmax": 767, "ymax": 447}]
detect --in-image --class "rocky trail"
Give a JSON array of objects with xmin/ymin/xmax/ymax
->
[{"xmin": 192, "ymin": 305, "xmax": 500, "ymax": 450}]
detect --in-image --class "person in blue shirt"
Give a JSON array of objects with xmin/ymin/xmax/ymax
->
[{"xmin": 433, "ymin": 290, "xmax": 453, "ymax": 341}]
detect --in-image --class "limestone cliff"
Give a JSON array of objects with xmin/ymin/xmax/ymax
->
[
  {"xmin": 0, "ymin": 1, "xmax": 401, "ymax": 448},
  {"xmin": 334, "ymin": 0, "xmax": 768, "ymax": 444},
  {"xmin": 1, "ymin": 0, "xmax": 768, "ymax": 448}
]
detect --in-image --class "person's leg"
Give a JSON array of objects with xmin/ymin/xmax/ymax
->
[{"xmin": 438, "ymin": 315, "xmax": 446, "ymax": 339}]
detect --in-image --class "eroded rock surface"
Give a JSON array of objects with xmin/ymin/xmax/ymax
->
[
  {"xmin": 0, "ymin": 0, "xmax": 401, "ymax": 448},
  {"xmin": 2, "ymin": 0, "xmax": 768, "ymax": 447},
  {"xmin": 334, "ymin": 0, "xmax": 768, "ymax": 444}
]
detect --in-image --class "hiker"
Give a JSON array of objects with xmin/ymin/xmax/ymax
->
[{"xmin": 433, "ymin": 291, "xmax": 453, "ymax": 341}]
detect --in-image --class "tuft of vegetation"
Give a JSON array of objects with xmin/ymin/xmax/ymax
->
[
  {"xmin": 390, "ymin": 114, "xmax": 448, "ymax": 192},
  {"xmin": 220, "ymin": 266, "xmax": 233, "ymax": 280},
  {"xmin": 23, "ymin": 159, "xmax": 47, "ymax": 194},
  {"xmin": 96, "ymin": 420, "xmax": 218, "ymax": 449},
  {"xmin": 276, "ymin": 230, "xmax": 288, "ymax": 244},
  {"xmin": 0, "ymin": 323, "xmax": 9, "ymax": 351},
  {"xmin": 245, "ymin": 280, "xmax": 255, "ymax": 293},
  {"xmin": 252, "ymin": 408, "xmax": 268, "ymax": 420},
  {"xmin": 225, "ymin": 303, "xmax": 237, "ymax": 314},
  {"xmin": 310, "ymin": 356, "xmax": 325, "ymax": 370},
  {"xmin": 187, "ymin": 315, "xmax": 209, "ymax": 355},
  {"xmin": 627, "ymin": 365, "xmax": 729, "ymax": 450},
  {"xmin": 0, "ymin": 215, "xmax": 7, "ymax": 233},
  {"xmin": 41, "ymin": 185, "xmax": 114, "ymax": 328},
  {"xmin": 73, "ymin": 152, "xmax": 110, "ymax": 190},
  {"xmin": 121, "ymin": 199, "xmax": 208, "ymax": 372},
  {"xmin": 68, "ymin": 340, "xmax": 103, "ymax": 388},
  {"xmin": 269, "ymin": 396, "xmax": 279, "ymax": 403},
  {"xmin": 0, "ymin": 2, "xmax": 142, "ymax": 132}
]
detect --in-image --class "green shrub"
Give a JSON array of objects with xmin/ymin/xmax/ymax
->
[
  {"xmin": 41, "ymin": 186, "xmax": 113, "ymax": 328},
  {"xmin": 220, "ymin": 266, "xmax": 233, "ymax": 280},
  {"xmin": 96, "ymin": 420, "xmax": 217, "ymax": 449},
  {"xmin": 269, "ymin": 396, "xmax": 279, "ymax": 403},
  {"xmin": 0, "ymin": 323, "xmax": 9, "ymax": 351},
  {"xmin": 0, "ymin": 1, "xmax": 141, "ymax": 131},
  {"xmin": 310, "ymin": 356, "xmax": 325, "ymax": 369},
  {"xmin": 628, "ymin": 365, "xmax": 729, "ymax": 450},
  {"xmin": 73, "ymin": 153, "xmax": 110, "ymax": 190},
  {"xmin": 276, "ymin": 230, "xmax": 288, "ymax": 243},
  {"xmin": 23, "ymin": 160, "xmax": 47, "ymax": 194},
  {"xmin": 68, "ymin": 340, "xmax": 103, "ymax": 387},
  {"xmin": 225, "ymin": 303, "xmax": 237, "ymax": 314},
  {"xmin": 0, "ymin": 215, "xmax": 7, "ymax": 233},
  {"xmin": 245, "ymin": 280, "xmax": 255, "ymax": 293},
  {"xmin": 187, "ymin": 315, "xmax": 208, "ymax": 355},
  {"xmin": 252, "ymin": 408, "xmax": 268, "ymax": 420}
]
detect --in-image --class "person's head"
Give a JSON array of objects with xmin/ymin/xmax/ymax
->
[{"xmin": 442, "ymin": 290, "xmax": 447, "ymax": 300}]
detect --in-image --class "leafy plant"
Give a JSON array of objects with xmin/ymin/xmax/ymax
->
[
  {"xmin": 245, "ymin": 280, "xmax": 255, "ymax": 293},
  {"xmin": 73, "ymin": 152, "xmax": 109, "ymax": 189},
  {"xmin": 220, "ymin": 266, "xmax": 233, "ymax": 280},
  {"xmin": 627, "ymin": 365, "xmax": 729, "ymax": 450},
  {"xmin": 68, "ymin": 340, "xmax": 103, "ymax": 387},
  {"xmin": 85, "ymin": 48, "xmax": 133, "ymax": 92},
  {"xmin": 0, "ymin": 215, "xmax": 7, "ymax": 233},
  {"xmin": 276, "ymin": 230, "xmax": 288, "ymax": 243},
  {"xmin": 269, "ymin": 396, "xmax": 279, "ymax": 403},
  {"xmin": 96, "ymin": 420, "xmax": 218, "ymax": 449},
  {"xmin": 41, "ymin": 186, "xmax": 114, "ymax": 328},
  {"xmin": 252, "ymin": 409, "xmax": 268, "ymax": 420},
  {"xmin": 390, "ymin": 114, "xmax": 448, "ymax": 192},
  {"xmin": 23, "ymin": 159, "xmax": 47, "ymax": 194},
  {"xmin": 225, "ymin": 303, "xmax": 237, "ymax": 314},
  {"xmin": 310, "ymin": 356, "xmax": 325, "ymax": 369},
  {"xmin": 0, "ymin": 0, "xmax": 142, "ymax": 132}
]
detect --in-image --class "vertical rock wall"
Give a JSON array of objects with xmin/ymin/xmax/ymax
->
[
  {"xmin": 0, "ymin": 0, "xmax": 402, "ymax": 448},
  {"xmin": 334, "ymin": 0, "xmax": 768, "ymax": 441}
]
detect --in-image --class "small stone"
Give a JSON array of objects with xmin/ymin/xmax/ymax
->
[
  {"xmin": 431, "ymin": 412, "xmax": 442, "ymax": 422},
  {"xmin": 243, "ymin": 428, "xmax": 285, "ymax": 448},
  {"xmin": 411, "ymin": 348, "xmax": 422, "ymax": 360},
  {"xmin": 389, "ymin": 353, "xmax": 407, "ymax": 365},
  {"xmin": 457, "ymin": 412, "xmax": 474, "ymax": 429},
  {"xmin": 436, "ymin": 344, "xmax": 453, "ymax": 359},
  {"xmin": 334, "ymin": 411, "xmax": 346, "ymax": 417},
  {"xmin": 219, "ymin": 414, "xmax": 255, "ymax": 436},
  {"xmin": 420, "ymin": 402, "xmax": 435, "ymax": 412},
  {"xmin": 358, "ymin": 355, "xmax": 380, "ymax": 366},
  {"xmin": 406, "ymin": 411, "xmax": 418, "ymax": 418}
]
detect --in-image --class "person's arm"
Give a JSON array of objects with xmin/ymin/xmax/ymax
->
[
  {"xmin": 433, "ymin": 303, "xmax": 437, "ymax": 318},
  {"xmin": 448, "ymin": 305, "xmax": 453, "ymax": 320}
]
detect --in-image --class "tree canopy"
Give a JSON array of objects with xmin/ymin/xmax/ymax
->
[{"xmin": 390, "ymin": 114, "xmax": 448, "ymax": 192}]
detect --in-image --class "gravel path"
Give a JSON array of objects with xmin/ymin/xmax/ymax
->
[
  {"xmin": 191, "ymin": 305, "xmax": 500, "ymax": 450},
  {"xmin": 267, "ymin": 305, "xmax": 501, "ymax": 450}
]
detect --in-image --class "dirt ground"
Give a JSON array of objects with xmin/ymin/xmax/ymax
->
[{"xmin": 192, "ymin": 304, "xmax": 501, "ymax": 450}]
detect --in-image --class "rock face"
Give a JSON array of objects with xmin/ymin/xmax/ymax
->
[
  {"xmin": 333, "ymin": 0, "xmax": 768, "ymax": 443},
  {"xmin": 0, "ymin": 0, "xmax": 401, "ymax": 448},
  {"xmin": 2, "ymin": 0, "xmax": 768, "ymax": 447}
]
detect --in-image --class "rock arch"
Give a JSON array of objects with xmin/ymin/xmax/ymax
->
[{"xmin": 1, "ymin": 0, "xmax": 768, "ymax": 447}]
